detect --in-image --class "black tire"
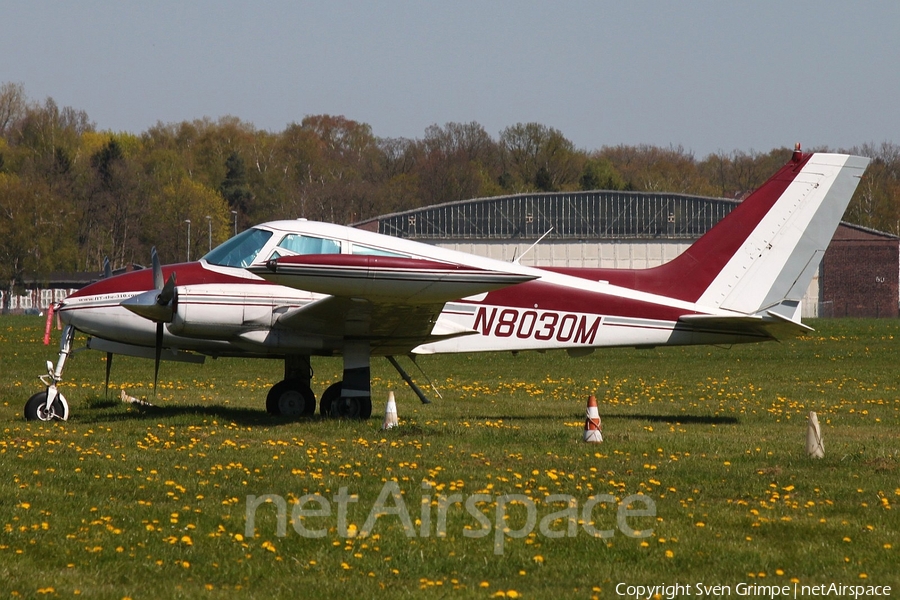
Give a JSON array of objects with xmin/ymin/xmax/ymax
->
[
  {"xmin": 318, "ymin": 381, "xmax": 371, "ymax": 419},
  {"xmin": 318, "ymin": 382, "xmax": 342, "ymax": 417},
  {"xmin": 265, "ymin": 379, "xmax": 316, "ymax": 417},
  {"xmin": 24, "ymin": 391, "xmax": 67, "ymax": 421}
]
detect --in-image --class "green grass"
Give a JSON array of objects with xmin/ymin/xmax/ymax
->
[{"xmin": 1, "ymin": 317, "xmax": 898, "ymax": 598}]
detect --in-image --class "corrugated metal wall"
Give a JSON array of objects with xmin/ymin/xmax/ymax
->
[{"xmin": 375, "ymin": 191, "xmax": 736, "ymax": 241}]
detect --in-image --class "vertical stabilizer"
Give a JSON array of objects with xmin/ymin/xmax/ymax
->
[
  {"xmin": 697, "ymin": 152, "xmax": 869, "ymax": 314},
  {"xmin": 625, "ymin": 150, "xmax": 869, "ymax": 316}
]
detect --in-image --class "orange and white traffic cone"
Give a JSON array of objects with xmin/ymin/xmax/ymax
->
[
  {"xmin": 382, "ymin": 391, "xmax": 399, "ymax": 430},
  {"xmin": 583, "ymin": 395, "xmax": 603, "ymax": 443}
]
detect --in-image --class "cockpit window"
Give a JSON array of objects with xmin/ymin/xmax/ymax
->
[
  {"xmin": 350, "ymin": 243, "xmax": 408, "ymax": 258},
  {"xmin": 274, "ymin": 234, "xmax": 341, "ymax": 256},
  {"xmin": 202, "ymin": 228, "xmax": 273, "ymax": 267}
]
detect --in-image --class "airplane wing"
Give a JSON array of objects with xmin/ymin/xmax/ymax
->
[
  {"xmin": 246, "ymin": 255, "xmax": 536, "ymax": 351},
  {"xmin": 248, "ymin": 254, "xmax": 536, "ymax": 303}
]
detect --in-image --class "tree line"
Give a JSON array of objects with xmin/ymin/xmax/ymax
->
[{"xmin": 2, "ymin": 81, "xmax": 898, "ymax": 302}]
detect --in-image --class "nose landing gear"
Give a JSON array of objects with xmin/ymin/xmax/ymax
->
[{"xmin": 25, "ymin": 323, "xmax": 74, "ymax": 422}]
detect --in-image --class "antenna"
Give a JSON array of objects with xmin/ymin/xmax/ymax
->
[{"xmin": 514, "ymin": 227, "xmax": 553, "ymax": 264}]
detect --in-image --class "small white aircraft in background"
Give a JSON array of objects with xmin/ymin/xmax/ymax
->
[{"xmin": 26, "ymin": 148, "xmax": 869, "ymax": 421}]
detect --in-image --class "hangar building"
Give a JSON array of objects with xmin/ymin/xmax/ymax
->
[{"xmin": 355, "ymin": 190, "xmax": 899, "ymax": 318}]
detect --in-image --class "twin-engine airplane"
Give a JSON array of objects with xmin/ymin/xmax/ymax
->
[{"xmin": 26, "ymin": 149, "xmax": 869, "ymax": 421}]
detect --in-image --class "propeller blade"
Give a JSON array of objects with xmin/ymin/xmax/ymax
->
[
  {"xmin": 158, "ymin": 273, "xmax": 177, "ymax": 306},
  {"xmin": 154, "ymin": 322, "xmax": 163, "ymax": 396},
  {"xmin": 105, "ymin": 352, "xmax": 113, "ymax": 398},
  {"xmin": 151, "ymin": 247, "xmax": 163, "ymax": 291},
  {"xmin": 103, "ymin": 257, "xmax": 112, "ymax": 279}
]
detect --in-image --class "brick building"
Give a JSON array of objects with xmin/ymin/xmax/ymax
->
[{"xmin": 820, "ymin": 223, "xmax": 899, "ymax": 318}]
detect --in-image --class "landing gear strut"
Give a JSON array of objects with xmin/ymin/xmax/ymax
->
[{"xmin": 25, "ymin": 323, "xmax": 74, "ymax": 421}]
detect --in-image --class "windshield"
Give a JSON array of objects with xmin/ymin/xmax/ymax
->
[{"xmin": 202, "ymin": 228, "xmax": 273, "ymax": 267}]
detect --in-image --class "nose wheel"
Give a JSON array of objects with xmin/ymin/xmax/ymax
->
[{"xmin": 24, "ymin": 389, "xmax": 70, "ymax": 421}]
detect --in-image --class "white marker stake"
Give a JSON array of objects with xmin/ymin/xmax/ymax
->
[{"xmin": 806, "ymin": 411, "xmax": 824, "ymax": 458}]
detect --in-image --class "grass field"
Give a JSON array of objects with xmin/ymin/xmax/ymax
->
[{"xmin": 1, "ymin": 316, "xmax": 898, "ymax": 599}]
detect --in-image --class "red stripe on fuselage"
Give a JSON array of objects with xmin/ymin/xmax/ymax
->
[
  {"xmin": 473, "ymin": 279, "xmax": 692, "ymax": 322},
  {"xmin": 66, "ymin": 262, "xmax": 267, "ymax": 298},
  {"xmin": 541, "ymin": 152, "xmax": 814, "ymax": 302}
]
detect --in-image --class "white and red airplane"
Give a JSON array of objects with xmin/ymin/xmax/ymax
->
[{"xmin": 26, "ymin": 148, "xmax": 869, "ymax": 421}]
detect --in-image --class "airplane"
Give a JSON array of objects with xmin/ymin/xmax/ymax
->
[{"xmin": 24, "ymin": 148, "xmax": 869, "ymax": 422}]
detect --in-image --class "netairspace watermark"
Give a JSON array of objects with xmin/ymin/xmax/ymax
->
[
  {"xmin": 244, "ymin": 480, "xmax": 656, "ymax": 555},
  {"xmin": 616, "ymin": 582, "xmax": 893, "ymax": 600}
]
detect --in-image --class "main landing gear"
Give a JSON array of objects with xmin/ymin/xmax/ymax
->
[
  {"xmin": 264, "ymin": 379, "xmax": 373, "ymax": 419},
  {"xmin": 264, "ymin": 346, "xmax": 374, "ymax": 419}
]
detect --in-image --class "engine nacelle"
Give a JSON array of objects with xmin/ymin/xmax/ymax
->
[{"xmin": 168, "ymin": 286, "xmax": 273, "ymax": 339}]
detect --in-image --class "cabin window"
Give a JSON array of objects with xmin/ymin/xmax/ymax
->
[{"xmin": 273, "ymin": 234, "xmax": 341, "ymax": 257}]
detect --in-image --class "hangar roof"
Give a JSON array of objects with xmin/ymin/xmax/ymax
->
[
  {"xmin": 354, "ymin": 190, "xmax": 739, "ymax": 241},
  {"xmin": 354, "ymin": 190, "xmax": 898, "ymax": 243}
]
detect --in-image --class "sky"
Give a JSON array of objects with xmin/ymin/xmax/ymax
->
[{"xmin": 2, "ymin": 1, "xmax": 898, "ymax": 158}]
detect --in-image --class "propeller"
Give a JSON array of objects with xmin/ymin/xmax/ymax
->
[
  {"xmin": 120, "ymin": 247, "xmax": 178, "ymax": 393},
  {"xmin": 101, "ymin": 258, "xmax": 113, "ymax": 395}
]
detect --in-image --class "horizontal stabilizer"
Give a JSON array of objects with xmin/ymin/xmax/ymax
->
[{"xmin": 679, "ymin": 312, "xmax": 812, "ymax": 341}]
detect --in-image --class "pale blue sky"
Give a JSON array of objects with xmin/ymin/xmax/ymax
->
[{"xmin": 3, "ymin": 1, "xmax": 897, "ymax": 157}]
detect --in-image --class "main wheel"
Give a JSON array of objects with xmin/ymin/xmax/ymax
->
[
  {"xmin": 318, "ymin": 381, "xmax": 372, "ymax": 419},
  {"xmin": 265, "ymin": 379, "xmax": 316, "ymax": 417},
  {"xmin": 24, "ymin": 390, "xmax": 69, "ymax": 421}
]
